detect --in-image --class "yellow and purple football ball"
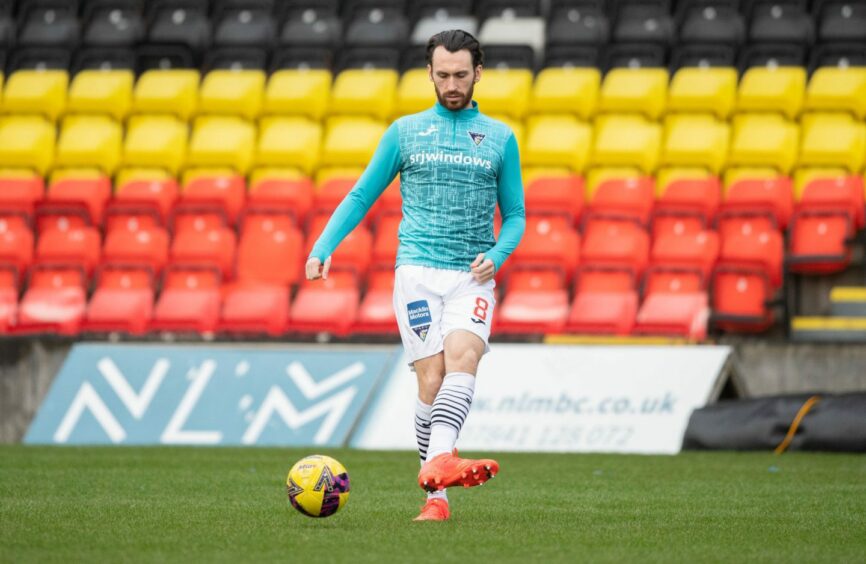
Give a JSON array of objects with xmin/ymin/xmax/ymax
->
[{"xmin": 286, "ymin": 455, "xmax": 350, "ymax": 518}]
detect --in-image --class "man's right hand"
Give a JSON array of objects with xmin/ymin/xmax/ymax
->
[{"xmin": 305, "ymin": 256, "xmax": 332, "ymax": 280}]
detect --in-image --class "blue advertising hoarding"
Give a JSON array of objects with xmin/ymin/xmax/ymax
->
[{"xmin": 25, "ymin": 344, "xmax": 400, "ymax": 446}]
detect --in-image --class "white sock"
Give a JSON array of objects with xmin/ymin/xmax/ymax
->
[
  {"xmin": 415, "ymin": 398, "xmax": 447, "ymax": 502},
  {"xmin": 426, "ymin": 372, "xmax": 476, "ymax": 461}
]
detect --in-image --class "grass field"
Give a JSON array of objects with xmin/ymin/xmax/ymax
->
[{"xmin": 1, "ymin": 446, "xmax": 864, "ymax": 563}]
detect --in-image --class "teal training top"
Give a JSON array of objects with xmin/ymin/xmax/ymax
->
[{"xmin": 309, "ymin": 100, "xmax": 526, "ymax": 273}]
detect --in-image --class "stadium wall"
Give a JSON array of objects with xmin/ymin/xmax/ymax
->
[{"xmin": 2, "ymin": 340, "xmax": 866, "ymax": 444}]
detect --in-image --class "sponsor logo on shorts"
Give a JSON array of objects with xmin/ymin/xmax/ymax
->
[
  {"xmin": 468, "ymin": 131, "xmax": 486, "ymax": 146},
  {"xmin": 407, "ymin": 300, "xmax": 432, "ymax": 342}
]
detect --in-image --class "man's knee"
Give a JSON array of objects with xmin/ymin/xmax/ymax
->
[{"xmin": 444, "ymin": 331, "xmax": 485, "ymax": 374}]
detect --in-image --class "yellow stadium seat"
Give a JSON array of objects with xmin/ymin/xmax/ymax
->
[
  {"xmin": 805, "ymin": 67, "xmax": 866, "ymax": 119},
  {"xmin": 315, "ymin": 167, "xmax": 365, "ymax": 186},
  {"xmin": 396, "ymin": 68, "xmax": 433, "ymax": 116},
  {"xmin": 793, "ymin": 167, "xmax": 850, "ymax": 199},
  {"xmin": 488, "ymin": 114, "xmax": 525, "ymax": 151},
  {"xmin": 56, "ymin": 116, "xmax": 122, "ymax": 174},
  {"xmin": 662, "ymin": 115, "xmax": 730, "ymax": 174},
  {"xmin": 530, "ymin": 67, "xmax": 600, "ymax": 120},
  {"xmin": 599, "ymin": 68, "xmax": 668, "ymax": 120},
  {"xmin": 668, "ymin": 67, "xmax": 738, "ymax": 119},
  {"xmin": 3, "ymin": 70, "xmax": 68, "ymax": 121},
  {"xmin": 330, "ymin": 69, "xmax": 398, "ymax": 120},
  {"xmin": 115, "ymin": 168, "xmax": 173, "ymax": 189},
  {"xmin": 586, "ymin": 167, "xmax": 643, "ymax": 197},
  {"xmin": 255, "ymin": 117, "xmax": 322, "ymax": 175},
  {"xmin": 123, "ymin": 116, "xmax": 188, "ymax": 175},
  {"xmin": 320, "ymin": 117, "xmax": 387, "ymax": 168},
  {"xmin": 656, "ymin": 167, "xmax": 713, "ymax": 197},
  {"xmin": 473, "ymin": 69, "xmax": 533, "ymax": 119},
  {"xmin": 198, "ymin": 70, "xmax": 265, "ymax": 120},
  {"xmin": 723, "ymin": 167, "xmax": 780, "ymax": 191},
  {"xmin": 0, "ymin": 116, "xmax": 55, "ymax": 175},
  {"xmin": 728, "ymin": 114, "xmax": 799, "ymax": 174},
  {"xmin": 48, "ymin": 168, "xmax": 106, "ymax": 186},
  {"xmin": 263, "ymin": 69, "xmax": 331, "ymax": 120},
  {"xmin": 591, "ymin": 115, "xmax": 662, "ymax": 174},
  {"xmin": 67, "ymin": 70, "xmax": 134, "ymax": 120},
  {"xmin": 522, "ymin": 167, "xmax": 574, "ymax": 185},
  {"xmin": 523, "ymin": 115, "xmax": 592, "ymax": 172},
  {"xmin": 187, "ymin": 117, "xmax": 256, "ymax": 174},
  {"xmin": 799, "ymin": 113, "xmax": 866, "ymax": 173},
  {"xmin": 132, "ymin": 69, "xmax": 200, "ymax": 120},
  {"xmin": 737, "ymin": 67, "xmax": 805, "ymax": 119},
  {"xmin": 250, "ymin": 167, "xmax": 309, "ymax": 187}
]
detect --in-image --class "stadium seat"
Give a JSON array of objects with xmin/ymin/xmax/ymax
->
[
  {"xmin": 0, "ymin": 175, "xmax": 46, "ymax": 222},
  {"xmin": 718, "ymin": 229, "xmax": 785, "ymax": 289},
  {"xmin": 719, "ymin": 176, "xmax": 794, "ymax": 232},
  {"xmin": 123, "ymin": 116, "xmax": 188, "ymax": 175},
  {"xmin": 277, "ymin": 2, "xmax": 341, "ymax": 48},
  {"xmin": 212, "ymin": 2, "xmax": 275, "ymax": 48},
  {"xmin": 39, "ymin": 177, "xmax": 113, "ymax": 230},
  {"xmin": 523, "ymin": 115, "xmax": 592, "ymax": 173},
  {"xmin": 711, "ymin": 266, "xmax": 776, "ymax": 332},
  {"xmin": 150, "ymin": 268, "xmax": 222, "ymax": 334},
  {"xmin": 652, "ymin": 177, "xmax": 721, "ymax": 238},
  {"xmin": 667, "ymin": 67, "xmax": 738, "ymax": 120},
  {"xmin": 66, "ymin": 69, "xmax": 134, "ymax": 120},
  {"xmin": 0, "ymin": 269, "xmax": 18, "ymax": 334},
  {"xmin": 529, "ymin": 66, "xmax": 600, "ymax": 120},
  {"xmin": 816, "ymin": 0, "xmax": 866, "ymax": 43},
  {"xmin": 320, "ymin": 117, "xmax": 387, "ymax": 168},
  {"xmin": 236, "ymin": 220, "xmax": 304, "ymax": 286},
  {"xmin": 0, "ymin": 220, "xmax": 34, "ymax": 278},
  {"xmin": 170, "ymin": 226, "xmax": 237, "ymax": 280},
  {"xmin": 581, "ymin": 219, "xmax": 650, "ymax": 277},
  {"xmin": 677, "ymin": 1, "xmax": 745, "ymax": 47},
  {"xmin": 661, "ymin": 115, "xmax": 730, "ymax": 175},
  {"xmin": 524, "ymin": 176, "xmax": 584, "ymax": 225},
  {"xmin": 564, "ymin": 268, "xmax": 638, "ymax": 335},
  {"xmin": 218, "ymin": 283, "xmax": 290, "ymax": 336},
  {"xmin": 16, "ymin": 266, "xmax": 88, "ymax": 336},
  {"xmin": 479, "ymin": 14, "xmax": 545, "ymax": 61},
  {"xmin": 788, "ymin": 208, "xmax": 854, "ymax": 274},
  {"xmin": 510, "ymin": 215, "xmax": 580, "ymax": 280},
  {"xmin": 354, "ymin": 268, "xmax": 398, "ymax": 334},
  {"xmin": 796, "ymin": 176, "xmax": 865, "ymax": 229},
  {"xmin": 263, "ymin": 69, "xmax": 331, "ymax": 120},
  {"xmin": 198, "ymin": 69, "xmax": 265, "ymax": 120},
  {"xmin": 290, "ymin": 270, "xmax": 361, "ymax": 336},
  {"xmin": 313, "ymin": 178, "xmax": 357, "ymax": 215},
  {"xmin": 633, "ymin": 292, "xmax": 709, "ymax": 340},
  {"xmin": 371, "ymin": 213, "xmax": 401, "ymax": 269},
  {"xmin": 248, "ymin": 177, "xmax": 315, "ymax": 225},
  {"xmin": 728, "ymin": 114, "xmax": 800, "ymax": 174},
  {"xmin": 591, "ymin": 115, "xmax": 662, "ymax": 174},
  {"xmin": 650, "ymin": 230, "xmax": 720, "ymax": 280},
  {"xmin": 82, "ymin": 1, "xmax": 145, "ymax": 47},
  {"xmin": 176, "ymin": 175, "xmax": 246, "ymax": 228},
  {"xmin": 736, "ymin": 66, "xmax": 806, "ymax": 119},
  {"xmin": 102, "ymin": 226, "xmax": 170, "ymax": 275},
  {"xmin": 804, "ymin": 67, "xmax": 866, "ymax": 119},
  {"xmin": 369, "ymin": 179, "xmax": 402, "ymax": 223},
  {"xmin": 305, "ymin": 214, "xmax": 373, "ymax": 277},
  {"xmin": 749, "ymin": 0, "xmax": 814, "ymax": 46},
  {"xmin": 798, "ymin": 113, "xmax": 866, "ymax": 173},
  {"xmin": 598, "ymin": 68, "xmax": 668, "ymax": 121},
  {"xmin": 396, "ymin": 68, "xmax": 435, "ymax": 116},
  {"xmin": 83, "ymin": 266, "xmax": 154, "ymax": 335},
  {"xmin": 472, "ymin": 69, "xmax": 534, "ymax": 119},
  {"xmin": 497, "ymin": 268, "xmax": 570, "ymax": 334},
  {"xmin": 132, "ymin": 69, "xmax": 201, "ymax": 120},
  {"xmin": 330, "ymin": 69, "xmax": 398, "ymax": 120},
  {"xmin": 3, "ymin": 69, "xmax": 68, "ymax": 121},
  {"xmin": 55, "ymin": 116, "xmax": 123, "ymax": 175},
  {"xmin": 255, "ymin": 117, "xmax": 321, "ymax": 176},
  {"xmin": 187, "ymin": 117, "xmax": 256, "ymax": 174},
  {"xmin": 587, "ymin": 176, "xmax": 655, "ymax": 228},
  {"xmin": 0, "ymin": 117, "xmax": 56, "ymax": 176},
  {"xmin": 36, "ymin": 226, "xmax": 101, "ymax": 276},
  {"xmin": 108, "ymin": 178, "xmax": 179, "ymax": 231}
]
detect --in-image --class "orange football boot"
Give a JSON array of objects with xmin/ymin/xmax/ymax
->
[
  {"xmin": 413, "ymin": 498, "xmax": 450, "ymax": 521},
  {"xmin": 417, "ymin": 449, "xmax": 499, "ymax": 492}
]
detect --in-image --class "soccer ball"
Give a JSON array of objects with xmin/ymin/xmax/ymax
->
[{"xmin": 286, "ymin": 455, "xmax": 350, "ymax": 518}]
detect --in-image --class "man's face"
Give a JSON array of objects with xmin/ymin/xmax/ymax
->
[{"xmin": 428, "ymin": 45, "xmax": 482, "ymax": 110}]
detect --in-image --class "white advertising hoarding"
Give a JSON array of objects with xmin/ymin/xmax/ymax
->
[{"xmin": 352, "ymin": 345, "xmax": 732, "ymax": 454}]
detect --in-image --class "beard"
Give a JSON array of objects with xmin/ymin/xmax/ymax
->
[{"xmin": 435, "ymin": 82, "xmax": 475, "ymax": 110}]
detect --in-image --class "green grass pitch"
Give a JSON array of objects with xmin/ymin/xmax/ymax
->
[{"xmin": 1, "ymin": 446, "xmax": 864, "ymax": 563}]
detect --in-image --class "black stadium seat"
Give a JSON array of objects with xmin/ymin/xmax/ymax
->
[
  {"xmin": 146, "ymin": 0, "xmax": 211, "ymax": 58},
  {"xmin": 203, "ymin": 46, "xmax": 268, "ymax": 70},
  {"xmin": 269, "ymin": 46, "xmax": 333, "ymax": 71},
  {"xmin": 483, "ymin": 44, "xmax": 536, "ymax": 69},
  {"xmin": 738, "ymin": 42, "xmax": 806, "ymax": 70},
  {"xmin": 808, "ymin": 42, "xmax": 866, "ymax": 71},
  {"xmin": 344, "ymin": 4, "xmax": 410, "ymax": 47},
  {"xmin": 212, "ymin": 0, "xmax": 276, "ymax": 48},
  {"xmin": 544, "ymin": 44, "xmax": 601, "ymax": 67},
  {"xmin": 677, "ymin": 1, "xmax": 745, "ymax": 46},
  {"xmin": 335, "ymin": 46, "xmax": 400, "ymax": 71},
  {"xmin": 748, "ymin": 0, "xmax": 814, "ymax": 46},
  {"xmin": 73, "ymin": 46, "xmax": 136, "ymax": 72},
  {"xmin": 277, "ymin": 3, "xmax": 342, "ymax": 48},
  {"xmin": 135, "ymin": 42, "xmax": 196, "ymax": 70},
  {"xmin": 477, "ymin": 0, "xmax": 541, "ymax": 20},
  {"xmin": 815, "ymin": 0, "xmax": 866, "ymax": 44},
  {"xmin": 8, "ymin": 46, "xmax": 71, "ymax": 70},
  {"xmin": 18, "ymin": 1, "xmax": 81, "ymax": 48},
  {"xmin": 613, "ymin": 0, "xmax": 676, "ymax": 47},
  {"xmin": 547, "ymin": 1, "xmax": 610, "ymax": 47},
  {"xmin": 670, "ymin": 43, "xmax": 737, "ymax": 69},
  {"xmin": 82, "ymin": 0, "xmax": 145, "ymax": 47},
  {"xmin": 604, "ymin": 42, "xmax": 667, "ymax": 69}
]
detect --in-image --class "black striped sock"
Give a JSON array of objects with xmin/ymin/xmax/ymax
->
[
  {"xmin": 414, "ymin": 398, "xmax": 432, "ymax": 465},
  {"xmin": 427, "ymin": 372, "xmax": 476, "ymax": 460}
]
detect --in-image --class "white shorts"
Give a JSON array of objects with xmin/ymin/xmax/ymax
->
[{"xmin": 393, "ymin": 264, "xmax": 497, "ymax": 365}]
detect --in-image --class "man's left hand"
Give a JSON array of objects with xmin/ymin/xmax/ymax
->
[{"xmin": 470, "ymin": 253, "xmax": 495, "ymax": 284}]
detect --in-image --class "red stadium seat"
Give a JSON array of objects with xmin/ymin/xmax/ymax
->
[
  {"xmin": 510, "ymin": 215, "xmax": 580, "ymax": 280},
  {"xmin": 564, "ymin": 267, "xmax": 638, "ymax": 335},
  {"xmin": 290, "ymin": 269, "xmax": 361, "ymax": 336},
  {"xmin": 524, "ymin": 176, "xmax": 584, "ymax": 225},
  {"xmin": 718, "ymin": 177, "xmax": 793, "ymax": 230},
  {"xmin": 236, "ymin": 221, "xmax": 304, "ymax": 286},
  {"xmin": 797, "ymin": 176, "xmax": 865, "ymax": 230},
  {"xmin": 497, "ymin": 268, "xmax": 569, "ymax": 334},
  {"xmin": 176, "ymin": 174, "xmax": 246, "ymax": 227},
  {"xmin": 170, "ymin": 226, "xmax": 237, "ymax": 279},
  {"xmin": 219, "ymin": 283, "xmax": 290, "ymax": 336},
  {"xmin": 354, "ymin": 268, "xmax": 398, "ymax": 334},
  {"xmin": 718, "ymin": 230, "xmax": 784, "ymax": 288},
  {"xmin": 370, "ymin": 179, "xmax": 401, "ymax": 223},
  {"xmin": 0, "ymin": 219, "xmax": 34, "ymax": 278},
  {"xmin": 652, "ymin": 177, "xmax": 720, "ymax": 238},
  {"xmin": 105, "ymin": 179, "xmax": 179, "ymax": 231},
  {"xmin": 0, "ymin": 176, "xmax": 45, "ymax": 222},
  {"xmin": 587, "ymin": 177, "xmax": 655, "ymax": 227},
  {"xmin": 581, "ymin": 219, "xmax": 650, "ymax": 277},
  {"xmin": 371, "ymin": 213, "xmax": 401, "ymax": 269},
  {"xmin": 711, "ymin": 267, "xmax": 775, "ymax": 332},
  {"xmin": 150, "ymin": 268, "xmax": 222, "ymax": 333},
  {"xmin": 0, "ymin": 268, "xmax": 19, "ymax": 333},
  {"xmin": 650, "ymin": 230, "xmax": 720, "ymax": 279},
  {"xmin": 102, "ymin": 226, "xmax": 170, "ymax": 275},
  {"xmin": 305, "ymin": 212, "xmax": 372, "ymax": 276},
  {"xmin": 36, "ymin": 177, "xmax": 112, "ymax": 231},
  {"xmin": 240, "ymin": 211, "xmax": 295, "ymax": 238},
  {"xmin": 643, "ymin": 269, "xmax": 704, "ymax": 295},
  {"xmin": 249, "ymin": 177, "xmax": 314, "ymax": 224},
  {"xmin": 16, "ymin": 266, "xmax": 88, "ymax": 335},
  {"xmin": 787, "ymin": 211, "xmax": 854, "ymax": 274},
  {"xmin": 36, "ymin": 226, "xmax": 101, "ymax": 275},
  {"xmin": 633, "ymin": 292, "xmax": 709, "ymax": 340},
  {"xmin": 314, "ymin": 177, "xmax": 356, "ymax": 215},
  {"xmin": 83, "ymin": 266, "xmax": 154, "ymax": 335}
]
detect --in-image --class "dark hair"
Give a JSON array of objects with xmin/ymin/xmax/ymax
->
[{"xmin": 425, "ymin": 29, "xmax": 484, "ymax": 68}]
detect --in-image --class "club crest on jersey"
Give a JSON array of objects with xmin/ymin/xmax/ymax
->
[
  {"xmin": 468, "ymin": 131, "xmax": 486, "ymax": 146},
  {"xmin": 407, "ymin": 300, "xmax": 432, "ymax": 341}
]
